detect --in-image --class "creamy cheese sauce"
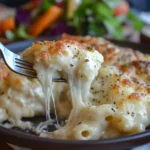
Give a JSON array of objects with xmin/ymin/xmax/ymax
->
[
  {"xmin": 1, "ymin": 37, "xmax": 150, "ymax": 140},
  {"xmin": 0, "ymin": 62, "xmax": 45, "ymax": 129},
  {"xmin": 32, "ymin": 40, "xmax": 103, "ymax": 139}
]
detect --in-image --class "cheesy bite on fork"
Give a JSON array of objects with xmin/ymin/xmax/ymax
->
[{"xmin": 22, "ymin": 39, "xmax": 103, "ymax": 139}]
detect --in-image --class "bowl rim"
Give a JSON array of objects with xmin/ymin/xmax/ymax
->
[
  {"xmin": 1, "ymin": 38, "xmax": 150, "ymax": 150},
  {"xmin": 1, "ymin": 125, "xmax": 150, "ymax": 145}
]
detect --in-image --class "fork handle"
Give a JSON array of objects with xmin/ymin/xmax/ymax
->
[
  {"xmin": 0, "ymin": 42, "xmax": 5, "ymax": 54},
  {"xmin": 0, "ymin": 42, "xmax": 10, "ymax": 60}
]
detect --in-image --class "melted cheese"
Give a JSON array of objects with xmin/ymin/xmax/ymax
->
[
  {"xmin": 0, "ymin": 60, "xmax": 69, "ymax": 129},
  {"xmin": 25, "ymin": 40, "xmax": 103, "ymax": 139},
  {"xmin": 0, "ymin": 35, "xmax": 150, "ymax": 140}
]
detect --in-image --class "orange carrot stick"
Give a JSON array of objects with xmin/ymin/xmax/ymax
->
[
  {"xmin": 29, "ymin": 5, "xmax": 63, "ymax": 37},
  {"xmin": 0, "ymin": 17, "xmax": 15, "ymax": 36}
]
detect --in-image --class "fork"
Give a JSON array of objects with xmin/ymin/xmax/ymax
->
[{"xmin": 0, "ymin": 42, "xmax": 66, "ymax": 82}]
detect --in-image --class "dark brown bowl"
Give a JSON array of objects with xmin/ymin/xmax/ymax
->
[{"xmin": 0, "ymin": 37, "xmax": 150, "ymax": 150}]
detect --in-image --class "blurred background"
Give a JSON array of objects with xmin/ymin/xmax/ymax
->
[{"xmin": 0, "ymin": 0, "xmax": 150, "ymax": 44}]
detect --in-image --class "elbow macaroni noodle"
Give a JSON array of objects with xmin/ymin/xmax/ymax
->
[{"xmin": 0, "ymin": 34, "xmax": 150, "ymax": 140}]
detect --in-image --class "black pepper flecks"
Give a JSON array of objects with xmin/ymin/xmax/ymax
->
[
  {"xmin": 91, "ymin": 87, "xmax": 94, "ymax": 90},
  {"xmin": 87, "ymin": 46, "xmax": 93, "ymax": 51},
  {"xmin": 77, "ymin": 122, "xmax": 82, "ymax": 125},
  {"xmin": 131, "ymin": 112, "xmax": 135, "ymax": 117},
  {"xmin": 70, "ymin": 64, "xmax": 74, "ymax": 67},
  {"xmin": 111, "ymin": 108, "xmax": 115, "ymax": 112},
  {"xmin": 85, "ymin": 59, "xmax": 89, "ymax": 62}
]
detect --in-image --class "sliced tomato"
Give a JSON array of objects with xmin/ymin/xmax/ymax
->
[
  {"xmin": 113, "ymin": 1, "xmax": 129, "ymax": 16},
  {"xmin": 30, "ymin": 0, "xmax": 43, "ymax": 6},
  {"xmin": 55, "ymin": 2, "xmax": 65, "ymax": 8}
]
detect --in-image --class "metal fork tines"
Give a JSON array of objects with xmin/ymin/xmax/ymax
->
[{"xmin": 0, "ymin": 42, "xmax": 66, "ymax": 82}]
